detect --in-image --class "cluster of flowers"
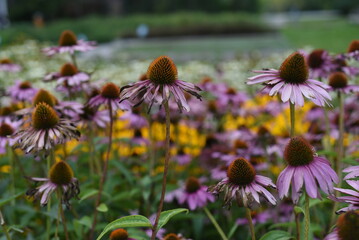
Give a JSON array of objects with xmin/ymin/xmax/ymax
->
[{"xmin": 0, "ymin": 30, "xmax": 359, "ymax": 240}]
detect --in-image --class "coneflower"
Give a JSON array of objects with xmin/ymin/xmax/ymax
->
[
  {"xmin": 345, "ymin": 40, "xmax": 359, "ymax": 61},
  {"xmin": 44, "ymin": 62, "xmax": 90, "ymax": 87},
  {"xmin": 7, "ymin": 80, "xmax": 38, "ymax": 103},
  {"xmin": 0, "ymin": 58, "xmax": 21, "ymax": 72},
  {"xmin": 161, "ymin": 233, "xmax": 190, "ymax": 240},
  {"xmin": 306, "ymin": 49, "xmax": 335, "ymax": 78},
  {"xmin": 328, "ymin": 72, "xmax": 359, "ymax": 94},
  {"xmin": 109, "ymin": 228, "xmax": 136, "ymax": 240},
  {"xmin": 324, "ymin": 210, "xmax": 359, "ymax": 240}
]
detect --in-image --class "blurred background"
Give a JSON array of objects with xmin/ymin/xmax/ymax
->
[{"xmin": 1, "ymin": 0, "xmax": 359, "ymax": 60}]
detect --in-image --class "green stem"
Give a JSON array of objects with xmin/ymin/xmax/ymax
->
[
  {"xmin": 304, "ymin": 193, "xmax": 310, "ymax": 240},
  {"xmin": 290, "ymin": 102, "xmax": 295, "ymax": 137},
  {"xmin": 203, "ymin": 207, "xmax": 228, "ymax": 240},
  {"xmin": 57, "ymin": 191, "xmax": 69, "ymax": 240},
  {"xmin": 336, "ymin": 91, "xmax": 344, "ymax": 175},
  {"xmin": 9, "ymin": 147, "xmax": 15, "ymax": 206},
  {"xmin": 70, "ymin": 53, "xmax": 78, "ymax": 68},
  {"xmin": 246, "ymin": 208, "xmax": 256, "ymax": 240},
  {"xmin": 0, "ymin": 210, "xmax": 12, "ymax": 240},
  {"xmin": 295, "ymin": 208, "xmax": 300, "ymax": 240},
  {"xmin": 46, "ymin": 151, "xmax": 53, "ymax": 240},
  {"xmin": 150, "ymin": 100, "xmax": 171, "ymax": 240}
]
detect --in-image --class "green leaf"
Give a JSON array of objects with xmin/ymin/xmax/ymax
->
[
  {"xmin": 96, "ymin": 215, "xmax": 152, "ymax": 240},
  {"xmin": 259, "ymin": 230, "xmax": 293, "ymax": 240},
  {"xmin": 294, "ymin": 206, "xmax": 305, "ymax": 215},
  {"xmin": 269, "ymin": 222, "xmax": 296, "ymax": 230},
  {"xmin": 0, "ymin": 192, "xmax": 24, "ymax": 207},
  {"xmin": 97, "ymin": 203, "xmax": 108, "ymax": 212},
  {"xmin": 77, "ymin": 216, "xmax": 92, "ymax": 229},
  {"xmin": 157, "ymin": 208, "xmax": 189, "ymax": 230},
  {"xmin": 79, "ymin": 189, "xmax": 99, "ymax": 203}
]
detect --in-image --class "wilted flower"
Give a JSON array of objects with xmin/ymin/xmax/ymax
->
[
  {"xmin": 328, "ymin": 72, "xmax": 359, "ymax": 94},
  {"xmin": 109, "ymin": 228, "xmax": 136, "ymax": 240},
  {"xmin": 120, "ymin": 56, "xmax": 202, "ymax": 112},
  {"xmin": 324, "ymin": 210, "xmax": 359, "ymax": 240},
  {"xmin": 277, "ymin": 136, "xmax": 338, "ymax": 203},
  {"xmin": 7, "ymin": 80, "xmax": 38, "ymax": 103},
  {"xmin": 44, "ymin": 63, "xmax": 90, "ymax": 87},
  {"xmin": 43, "ymin": 30, "xmax": 96, "ymax": 56},
  {"xmin": 0, "ymin": 58, "xmax": 21, "ymax": 72},
  {"xmin": 208, "ymin": 157, "xmax": 277, "ymax": 209},
  {"xmin": 26, "ymin": 161, "xmax": 80, "ymax": 207},
  {"xmin": 247, "ymin": 52, "xmax": 332, "ymax": 107}
]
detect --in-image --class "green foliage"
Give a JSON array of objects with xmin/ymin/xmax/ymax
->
[
  {"xmin": 259, "ymin": 230, "xmax": 294, "ymax": 240},
  {"xmin": 157, "ymin": 208, "xmax": 189, "ymax": 230}
]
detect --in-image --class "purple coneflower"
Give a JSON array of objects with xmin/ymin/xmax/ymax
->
[
  {"xmin": 43, "ymin": 30, "xmax": 96, "ymax": 56},
  {"xmin": 120, "ymin": 56, "xmax": 202, "ymax": 112},
  {"xmin": 13, "ymin": 102, "xmax": 80, "ymax": 154},
  {"xmin": 44, "ymin": 63, "xmax": 90, "ymax": 87},
  {"xmin": 306, "ymin": 49, "xmax": 335, "ymax": 78},
  {"xmin": 0, "ymin": 121, "xmax": 20, "ymax": 154},
  {"xmin": 26, "ymin": 161, "xmax": 79, "ymax": 207},
  {"xmin": 7, "ymin": 80, "xmax": 38, "ymax": 103},
  {"xmin": 109, "ymin": 228, "xmax": 136, "ymax": 240},
  {"xmin": 236, "ymin": 210, "xmax": 271, "ymax": 225},
  {"xmin": 161, "ymin": 233, "xmax": 190, "ymax": 240},
  {"xmin": 0, "ymin": 58, "xmax": 21, "ymax": 72},
  {"xmin": 77, "ymin": 105, "xmax": 110, "ymax": 129},
  {"xmin": 247, "ymin": 52, "xmax": 332, "ymax": 107},
  {"xmin": 89, "ymin": 82, "xmax": 131, "ymax": 111},
  {"xmin": 328, "ymin": 72, "xmax": 359, "ymax": 94},
  {"xmin": 324, "ymin": 210, "xmax": 359, "ymax": 240},
  {"xmin": 345, "ymin": 40, "xmax": 359, "ymax": 61},
  {"xmin": 165, "ymin": 177, "xmax": 214, "ymax": 210},
  {"xmin": 277, "ymin": 136, "xmax": 338, "ymax": 203},
  {"xmin": 208, "ymin": 157, "xmax": 276, "ymax": 209},
  {"xmin": 332, "ymin": 57, "xmax": 359, "ymax": 77}
]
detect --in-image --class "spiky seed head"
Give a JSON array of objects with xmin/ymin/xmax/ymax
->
[
  {"xmin": 163, "ymin": 233, "xmax": 181, "ymax": 240},
  {"xmin": 329, "ymin": 72, "xmax": 348, "ymax": 89},
  {"xmin": 19, "ymin": 81, "xmax": 32, "ymax": 89},
  {"xmin": 0, "ymin": 58, "xmax": 12, "ymax": 64},
  {"xmin": 109, "ymin": 228, "xmax": 129, "ymax": 240},
  {"xmin": 147, "ymin": 56, "xmax": 177, "ymax": 85},
  {"xmin": 101, "ymin": 82, "xmax": 120, "ymax": 99},
  {"xmin": 0, "ymin": 123, "xmax": 14, "ymax": 137},
  {"xmin": 233, "ymin": 139, "xmax": 248, "ymax": 149},
  {"xmin": 284, "ymin": 137, "xmax": 314, "ymax": 166},
  {"xmin": 32, "ymin": 103, "xmax": 59, "ymax": 130},
  {"xmin": 139, "ymin": 73, "xmax": 148, "ymax": 81},
  {"xmin": 49, "ymin": 161, "xmax": 74, "ymax": 185},
  {"xmin": 33, "ymin": 89, "xmax": 56, "ymax": 107},
  {"xmin": 60, "ymin": 63, "xmax": 78, "ymax": 76},
  {"xmin": 0, "ymin": 106, "xmax": 13, "ymax": 116},
  {"xmin": 185, "ymin": 177, "xmax": 201, "ymax": 193},
  {"xmin": 226, "ymin": 87, "xmax": 237, "ymax": 95},
  {"xmin": 337, "ymin": 210, "xmax": 359, "ymax": 240},
  {"xmin": 227, "ymin": 158, "xmax": 256, "ymax": 186},
  {"xmin": 307, "ymin": 49, "xmax": 325, "ymax": 68},
  {"xmin": 348, "ymin": 40, "xmax": 359, "ymax": 53},
  {"xmin": 257, "ymin": 126, "xmax": 270, "ymax": 136},
  {"xmin": 279, "ymin": 52, "xmax": 309, "ymax": 84},
  {"xmin": 58, "ymin": 30, "xmax": 77, "ymax": 46},
  {"xmin": 208, "ymin": 100, "xmax": 218, "ymax": 113}
]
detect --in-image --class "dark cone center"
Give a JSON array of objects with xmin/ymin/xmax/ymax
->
[
  {"xmin": 110, "ymin": 229, "xmax": 129, "ymax": 240},
  {"xmin": 279, "ymin": 52, "xmax": 309, "ymax": 84},
  {"xmin": 348, "ymin": 40, "xmax": 359, "ymax": 53},
  {"xmin": 32, "ymin": 103, "xmax": 59, "ymax": 130},
  {"xmin": 337, "ymin": 210, "xmax": 359, "ymax": 240},
  {"xmin": 234, "ymin": 139, "xmax": 248, "ymax": 149},
  {"xmin": 307, "ymin": 49, "xmax": 325, "ymax": 69},
  {"xmin": 19, "ymin": 81, "xmax": 32, "ymax": 89},
  {"xmin": 0, "ymin": 123, "xmax": 14, "ymax": 137},
  {"xmin": 49, "ymin": 161, "xmax": 74, "ymax": 185},
  {"xmin": 329, "ymin": 72, "xmax": 348, "ymax": 89},
  {"xmin": 58, "ymin": 30, "xmax": 77, "ymax": 46},
  {"xmin": 227, "ymin": 158, "xmax": 256, "ymax": 186},
  {"xmin": 0, "ymin": 58, "xmax": 12, "ymax": 64},
  {"xmin": 33, "ymin": 89, "xmax": 56, "ymax": 107},
  {"xmin": 147, "ymin": 56, "xmax": 177, "ymax": 85},
  {"xmin": 284, "ymin": 137, "xmax": 314, "ymax": 166},
  {"xmin": 0, "ymin": 107, "xmax": 13, "ymax": 116},
  {"xmin": 185, "ymin": 177, "xmax": 201, "ymax": 193},
  {"xmin": 60, "ymin": 63, "xmax": 78, "ymax": 76},
  {"xmin": 101, "ymin": 83, "xmax": 120, "ymax": 99},
  {"xmin": 163, "ymin": 233, "xmax": 181, "ymax": 240}
]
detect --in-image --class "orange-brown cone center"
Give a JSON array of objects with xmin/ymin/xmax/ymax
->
[
  {"xmin": 227, "ymin": 158, "xmax": 256, "ymax": 185},
  {"xmin": 185, "ymin": 177, "xmax": 201, "ymax": 193},
  {"xmin": 32, "ymin": 103, "xmax": 59, "ymax": 130},
  {"xmin": 0, "ymin": 58, "xmax": 12, "ymax": 64},
  {"xmin": 101, "ymin": 82, "xmax": 120, "ymax": 99},
  {"xmin": 337, "ymin": 210, "xmax": 359, "ymax": 240},
  {"xmin": 307, "ymin": 49, "xmax": 325, "ymax": 69},
  {"xmin": 33, "ymin": 89, "xmax": 56, "ymax": 107},
  {"xmin": 163, "ymin": 233, "xmax": 181, "ymax": 240},
  {"xmin": 0, "ymin": 123, "xmax": 14, "ymax": 137},
  {"xmin": 328, "ymin": 72, "xmax": 348, "ymax": 89},
  {"xmin": 60, "ymin": 63, "xmax": 78, "ymax": 76},
  {"xmin": 348, "ymin": 40, "xmax": 359, "ymax": 53},
  {"xmin": 49, "ymin": 161, "xmax": 74, "ymax": 185},
  {"xmin": 147, "ymin": 56, "xmax": 177, "ymax": 85},
  {"xmin": 19, "ymin": 81, "xmax": 32, "ymax": 89},
  {"xmin": 279, "ymin": 52, "xmax": 309, "ymax": 84},
  {"xmin": 284, "ymin": 137, "xmax": 314, "ymax": 166},
  {"xmin": 58, "ymin": 30, "xmax": 77, "ymax": 46},
  {"xmin": 109, "ymin": 228, "xmax": 129, "ymax": 240}
]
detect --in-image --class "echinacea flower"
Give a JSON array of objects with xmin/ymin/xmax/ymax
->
[
  {"xmin": 43, "ymin": 30, "xmax": 96, "ymax": 56},
  {"xmin": 328, "ymin": 72, "xmax": 359, "ymax": 94},
  {"xmin": 77, "ymin": 105, "xmax": 110, "ymax": 128},
  {"xmin": 7, "ymin": 80, "xmax": 38, "ymax": 102},
  {"xmin": 109, "ymin": 228, "xmax": 136, "ymax": 240},
  {"xmin": 13, "ymin": 102, "xmax": 80, "ymax": 154},
  {"xmin": 165, "ymin": 177, "xmax": 215, "ymax": 210},
  {"xmin": 306, "ymin": 49, "xmax": 335, "ymax": 78},
  {"xmin": 324, "ymin": 210, "xmax": 359, "ymax": 240},
  {"xmin": 44, "ymin": 63, "xmax": 90, "ymax": 87},
  {"xmin": 0, "ymin": 121, "xmax": 20, "ymax": 154},
  {"xmin": 26, "ymin": 161, "xmax": 80, "ymax": 207},
  {"xmin": 236, "ymin": 210, "xmax": 271, "ymax": 225},
  {"xmin": 345, "ymin": 40, "xmax": 359, "ymax": 61},
  {"xmin": 89, "ymin": 82, "xmax": 131, "ymax": 111},
  {"xmin": 120, "ymin": 56, "xmax": 202, "ymax": 112},
  {"xmin": 277, "ymin": 136, "xmax": 339, "ymax": 203},
  {"xmin": 247, "ymin": 52, "xmax": 332, "ymax": 107},
  {"xmin": 208, "ymin": 157, "xmax": 277, "ymax": 209},
  {"xmin": 0, "ymin": 58, "xmax": 21, "ymax": 72},
  {"xmin": 161, "ymin": 233, "xmax": 191, "ymax": 240}
]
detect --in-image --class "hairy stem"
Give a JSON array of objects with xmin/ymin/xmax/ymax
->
[
  {"xmin": 57, "ymin": 190, "xmax": 69, "ymax": 240},
  {"xmin": 204, "ymin": 207, "xmax": 228, "ymax": 240},
  {"xmin": 246, "ymin": 208, "xmax": 256, "ymax": 240},
  {"xmin": 304, "ymin": 193, "xmax": 310, "ymax": 240}
]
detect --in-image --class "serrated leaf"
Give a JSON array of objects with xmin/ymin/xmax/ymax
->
[
  {"xmin": 157, "ymin": 208, "xmax": 189, "ymax": 230},
  {"xmin": 97, "ymin": 203, "xmax": 108, "ymax": 212},
  {"xmin": 259, "ymin": 230, "xmax": 293, "ymax": 240},
  {"xmin": 79, "ymin": 189, "xmax": 99, "ymax": 203},
  {"xmin": 96, "ymin": 215, "xmax": 152, "ymax": 240}
]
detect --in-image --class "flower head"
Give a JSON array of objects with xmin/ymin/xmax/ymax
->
[
  {"xmin": 247, "ymin": 52, "xmax": 332, "ymax": 106},
  {"xmin": 324, "ymin": 210, "xmax": 359, "ymax": 240},
  {"xmin": 44, "ymin": 63, "xmax": 90, "ymax": 87},
  {"xmin": 109, "ymin": 228, "xmax": 136, "ymax": 240},
  {"xmin": 346, "ymin": 40, "xmax": 359, "ymax": 61},
  {"xmin": 0, "ymin": 58, "xmax": 21, "ymax": 72},
  {"xmin": 0, "ymin": 120, "xmax": 20, "ymax": 154},
  {"xmin": 306, "ymin": 49, "xmax": 336, "ymax": 78},
  {"xmin": 120, "ymin": 56, "xmax": 202, "ymax": 112},
  {"xmin": 7, "ymin": 80, "xmax": 38, "ymax": 103},
  {"xmin": 208, "ymin": 158, "xmax": 276, "ymax": 209},
  {"xmin": 161, "ymin": 233, "xmax": 190, "ymax": 240},
  {"xmin": 328, "ymin": 72, "xmax": 359, "ymax": 94},
  {"xmin": 26, "ymin": 161, "xmax": 80, "ymax": 207},
  {"xmin": 277, "ymin": 137, "xmax": 338, "ymax": 203}
]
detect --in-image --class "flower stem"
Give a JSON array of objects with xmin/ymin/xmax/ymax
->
[
  {"xmin": 70, "ymin": 53, "xmax": 77, "ymax": 68},
  {"xmin": 9, "ymin": 147, "xmax": 15, "ymax": 206},
  {"xmin": 304, "ymin": 193, "xmax": 310, "ymax": 240},
  {"xmin": 294, "ymin": 208, "xmax": 300, "ymax": 240},
  {"xmin": 289, "ymin": 102, "xmax": 295, "ymax": 137},
  {"xmin": 336, "ymin": 91, "xmax": 344, "ymax": 175},
  {"xmin": 150, "ymin": 100, "xmax": 171, "ymax": 240},
  {"xmin": 46, "ymin": 151, "xmax": 53, "ymax": 240},
  {"xmin": 1, "ymin": 209, "xmax": 12, "ymax": 240},
  {"xmin": 246, "ymin": 208, "xmax": 256, "ymax": 240},
  {"xmin": 203, "ymin": 207, "xmax": 228, "ymax": 240},
  {"xmin": 57, "ymin": 190, "xmax": 69, "ymax": 240},
  {"xmin": 89, "ymin": 103, "xmax": 114, "ymax": 239}
]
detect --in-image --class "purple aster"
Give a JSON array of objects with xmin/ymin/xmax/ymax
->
[
  {"xmin": 44, "ymin": 63, "xmax": 90, "ymax": 87},
  {"xmin": 305, "ymin": 49, "xmax": 336, "ymax": 79},
  {"xmin": 208, "ymin": 158, "xmax": 277, "ymax": 209},
  {"xmin": 89, "ymin": 82, "xmax": 131, "ymax": 111},
  {"xmin": 165, "ymin": 177, "xmax": 214, "ymax": 210},
  {"xmin": 7, "ymin": 80, "xmax": 38, "ymax": 103},
  {"xmin": 120, "ymin": 56, "xmax": 202, "ymax": 112},
  {"xmin": 26, "ymin": 161, "xmax": 79, "ymax": 208},
  {"xmin": 247, "ymin": 52, "xmax": 332, "ymax": 107},
  {"xmin": 0, "ymin": 58, "xmax": 21, "ymax": 72},
  {"xmin": 327, "ymin": 72, "xmax": 359, "ymax": 94},
  {"xmin": 324, "ymin": 210, "xmax": 359, "ymax": 240},
  {"xmin": 277, "ymin": 136, "xmax": 339, "ymax": 204},
  {"xmin": 42, "ymin": 30, "xmax": 95, "ymax": 56}
]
